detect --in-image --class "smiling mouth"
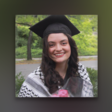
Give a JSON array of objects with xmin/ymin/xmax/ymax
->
[{"xmin": 55, "ymin": 53, "xmax": 65, "ymax": 57}]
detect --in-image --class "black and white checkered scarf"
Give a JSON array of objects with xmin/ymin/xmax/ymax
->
[{"xmin": 18, "ymin": 63, "xmax": 93, "ymax": 97}]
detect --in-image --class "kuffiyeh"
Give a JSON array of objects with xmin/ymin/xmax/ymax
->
[{"xmin": 18, "ymin": 63, "xmax": 93, "ymax": 97}]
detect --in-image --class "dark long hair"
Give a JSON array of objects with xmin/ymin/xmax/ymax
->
[{"xmin": 40, "ymin": 33, "xmax": 79, "ymax": 94}]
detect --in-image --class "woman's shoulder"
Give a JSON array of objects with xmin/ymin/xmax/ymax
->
[
  {"xmin": 18, "ymin": 66, "xmax": 50, "ymax": 97},
  {"xmin": 28, "ymin": 66, "xmax": 44, "ymax": 81}
]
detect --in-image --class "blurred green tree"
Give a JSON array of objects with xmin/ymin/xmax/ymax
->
[
  {"xmin": 15, "ymin": 15, "xmax": 49, "ymax": 60},
  {"xmin": 66, "ymin": 15, "xmax": 97, "ymax": 56}
]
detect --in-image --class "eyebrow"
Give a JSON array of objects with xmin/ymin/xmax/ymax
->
[{"xmin": 48, "ymin": 39, "xmax": 68, "ymax": 43}]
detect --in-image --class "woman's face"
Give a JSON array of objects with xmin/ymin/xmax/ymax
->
[{"xmin": 47, "ymin": 33, "xmax": 71, "ymax": 64}]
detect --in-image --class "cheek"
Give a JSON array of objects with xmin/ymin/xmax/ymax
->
[
  {"xmin": 65, "ymin": 45, "xmax": 71, "ymax": 54},
  {"xmin": 48, "ymin": 48, "xmax": 54, "ymax": 55}
]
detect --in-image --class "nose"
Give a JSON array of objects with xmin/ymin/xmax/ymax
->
[{"xmin": 55, "ymin": 44, "xmax": 62, "ymax": 51}]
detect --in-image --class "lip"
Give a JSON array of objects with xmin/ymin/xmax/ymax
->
[{"xmin": 54, "ymin": 53, "xmax": 65, "ymax": 58}]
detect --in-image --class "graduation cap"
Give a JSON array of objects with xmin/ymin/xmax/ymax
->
[{"xmin": 29, "ymin": 15, "xmax": 80, "ymax": 38}]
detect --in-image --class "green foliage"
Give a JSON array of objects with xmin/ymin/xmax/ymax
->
[
  {"xmin": 15, "ymin": 72, "xmax": 25, "ymax": 97},
  {"xmin": 32, "ymin": 40, "xmax": 37, "ymax": 49},
  {"xmin": 66, "ymin": 15, "xmax": 97, "ymax": 35},
  {"xmin": 31, "ymin": 48, "xmax": 42, "ymax": 58},
  {"xmin": 15, "ymin": 46, "xmax": 42, "ymax": 58},
  {"xmin": 87, "ymin": 68, "xmax": 98, "ymax": 97},
  {"xmin": 15, "ymin": 37, "xmax": 27, "ymax": 48},
  {"xmin": 16, "ymin": 15, "xmax": 49, "ymax": 26},
  {"xmin": 16, "ymin": 46, "xmax": 27, "ymax": 58},
  {"xmin": 16, "ymin": 24, "xmax": 41, "ymax": 48},
  {"xmin": 67, "ymin": 15, "xmax": 98, "ymax": 56},
  {"xmin": 15, "ymin": 15, "xmax": 48, "ymax": 49},
  {"xmin": 17, "ymin": 25, "xmax": 30, "ymax": 38},
  {"xmin": 31, "ymin": 37, "xmax": 43, "ymax": 49},
  {"xmin": 15, "ymin": 25, "xmax": 29, "ymax": 48}
]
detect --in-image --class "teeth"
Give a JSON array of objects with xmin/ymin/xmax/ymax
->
[{"xmin": 55, "ymin": 53, "xmax": 64, "ymax": 56}]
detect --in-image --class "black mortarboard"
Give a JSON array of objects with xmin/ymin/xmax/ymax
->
[{"xmin": 29, "ymin": 15, "xmax": 80, "ymax": 38}]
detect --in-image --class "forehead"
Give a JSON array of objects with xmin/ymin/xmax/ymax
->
[{"xmin": 47, "ymin": 33, "xmax": 68, "ymax": 42}]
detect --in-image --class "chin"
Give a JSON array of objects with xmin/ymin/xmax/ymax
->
[{"xmin": 54, "ymin": 59, "xmax": 68, "ymax": 63}]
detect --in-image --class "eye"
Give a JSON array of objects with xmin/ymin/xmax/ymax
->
[
  {"xmin": 49, "ymin": 44, "xmax": 54, "ymax": 47},
  {"xmin": 62, "ymin": 42, "xmax": 67, "ymax": 45}
]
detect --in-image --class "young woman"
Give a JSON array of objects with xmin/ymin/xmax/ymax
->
[{"xmin": 18, "ymin": 15, "xmax": 93, "ymax": 97}]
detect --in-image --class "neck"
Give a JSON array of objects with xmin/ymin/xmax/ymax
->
[{"xmin": 55, "ymin": 61, "xmax": 68, "ymax": 79}]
